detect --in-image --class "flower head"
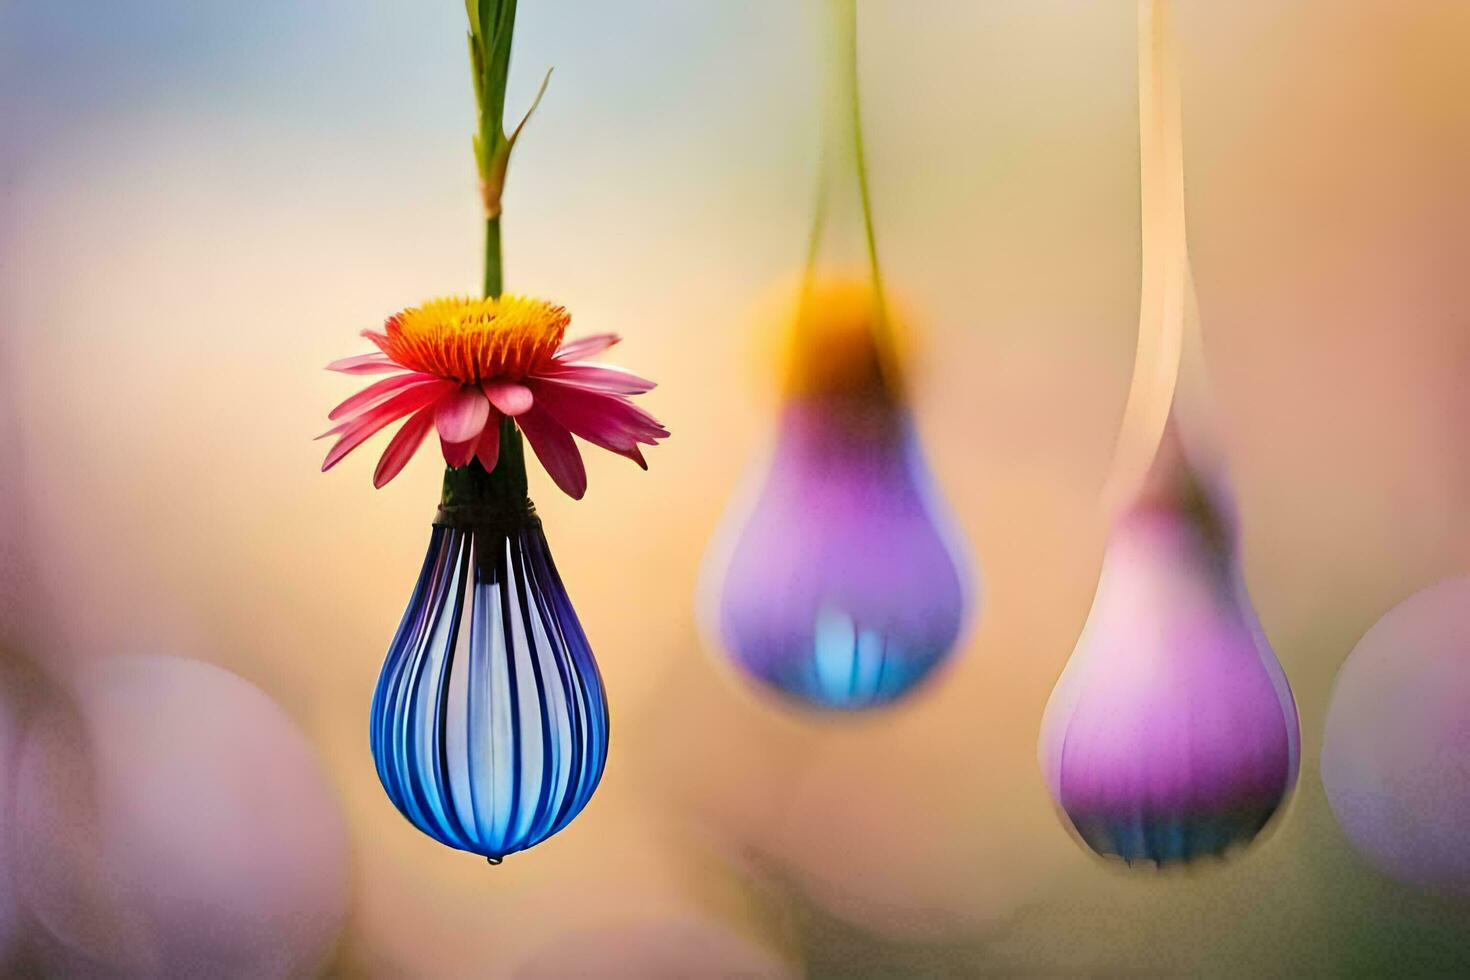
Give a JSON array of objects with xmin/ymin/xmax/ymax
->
[
  {"xmin": 321, "ymin": 295, "xmax": 667, "ymax": 498},
  {"xmin": 780, "ymin": 279, "xmax": 907, "ymax": 402}
]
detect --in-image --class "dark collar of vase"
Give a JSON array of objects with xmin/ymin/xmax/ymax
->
[{"xmin": 435, "ymin": 421, "xmax": 538, "ymax": 531}]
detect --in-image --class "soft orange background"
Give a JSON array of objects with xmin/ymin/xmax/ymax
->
[{"xmin": 2, "ymin": 1, "xmax": 1468, "ymax": 974}]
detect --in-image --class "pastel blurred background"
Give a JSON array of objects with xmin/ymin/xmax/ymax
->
[{"xmin": 2, "ymin": 1, "xmax": 1468, "ymax": 975}]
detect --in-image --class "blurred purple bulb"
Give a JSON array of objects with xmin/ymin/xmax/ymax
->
[
  {"xmin": 1322, "ymin": 577, "xmax": 1470, "ymax": 897},
  {"xmin": 709, "ymin": 398, "xmax": 970, "ymax": 711},
  {"xmin": 1039, "ymin": 432, "xmax": 1299, "ymax": 865}
]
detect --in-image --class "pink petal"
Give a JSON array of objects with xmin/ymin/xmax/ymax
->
[
  {"xmin": 374, "ymin": 405, "xmax": 438, "ymax": 488},
  {"xmin": 611, "ymin": 444, "xmax": 648, "ymax": 468},
  {"xmin": 554, "ymin": 333, "xmax": 620, "ymax": 362},
  {"xmin": 482, "ymin": 380, "xmax": 534, "ymax": 416},
  {"xmin": 362, "ymin": 328, "xmax": 403, "ymax": 360},
  {"xmin": 318, "ymin": 378, "xmax": 450, "ymax": 440},
  {"xmin": 475, "ymin": 418, "xmax": 502, "ymax": 473},
  {"xmin": 440, "ymin": 434, "xmax": 478, "ymax": 469},
  {"xmin": 326, "ymin": 352, "xmax": 399, "ymax": 374},
  {"xmin": 532, "ymin": 394, "xmax": 636, "ymax": 452},
  {"xmin": 523, "ymin": 387, "xmax": 649, "ymax": 470},
  {"xmin": 516, "ymin": 406, "xmax": 587, "ymax": 499},
  {"xmin": 328, "ymin": 371, "xmax": 437, "ymax": 421},
  {"xmin": 435, "ymin": 386, "xmax": 491, "ymax": 445},
  {"xmin": 536, "ymin": 362, "xmax": 656, "ymax": 395},
  {"xmin": 528, "ymin": 382, "xmax": 665, "ymax": 470},
  {"xmin": 321, "ymin": 380, "xmax": 455, "ymax": 471}
]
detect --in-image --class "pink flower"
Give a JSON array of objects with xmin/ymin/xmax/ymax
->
[{"xmin": 320, "ymin": 295, "xmax": 667, "ymax": 498}]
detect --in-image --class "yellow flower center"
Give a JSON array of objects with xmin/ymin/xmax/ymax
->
[
  {"xmin": 781, "ymin": 278, "xmax": 908, "ymax": 399},
  {"xmin": 378, "ymin": 295, "xmax": 569, "ymax": 383}
]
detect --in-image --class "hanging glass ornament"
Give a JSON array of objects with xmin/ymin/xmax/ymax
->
[
  {"xmin": 1322, "ymin": 577, "xmax": 1470, "ymax": 897},
  {"xmin": 1038, "ymin": 0, "xmax": 1299, "ymax": 866},
  {"xmin": 1040, "ymin": 424, "xmax": 1299, "ymax": 865},
  {"xmin": 327, "ymin": 314, "xmax": 663, "ymax": 863},
  {"xmin": 701, "ymin": 0, "xmax": 972, "ymax": 711},
  {"xmin": 322, "ymin": 0, "xmax": 666, "ymax": 861},
  {"xmin": 370, "ymin": 433, "xmax": 610, "ymax": 862},
  {"xmin": 710, "ymin": 282, "xmax": 968, "ymax": 710}
]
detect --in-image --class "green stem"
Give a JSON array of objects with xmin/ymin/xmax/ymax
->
[
  {"xmin": 842, "ymin": 11, "xmax": 883, "ymax": 296},
  {"xmin": 439, "ymin": 417, "xmax": 529, "ymax": 517},
  {"xmin": 483, "ymin": 216, "xmax": 503, "ymax": 299},
  {"xmin": 804, "ymin": 0, "xmax": 901, "ymax": 390},
  {"xmin": 443, "ymin": 0, "xmax": 528, "ymax": 514},
  {"xmin": 805, "ymin": 0, "xmax": 882, "ymax": 288},
  {"xmin": 481, "ymin": 0, "xmax": 519, "ymax": 147}
]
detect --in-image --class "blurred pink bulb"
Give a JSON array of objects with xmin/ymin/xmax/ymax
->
[
  {"xmin": 1322, "ymin": 577, "xmax": 1470, "ymax": 897},
  {"xmin": 1039, "ymin": 430, "xmax": 1300, "ymax": 866},
  {"xmin": 0, "ymin": 670, "xmax": 22, "ymax": 966},
  {"xmin": 12, "ymin": 655, "xmax": 348, "ymax": 976}
]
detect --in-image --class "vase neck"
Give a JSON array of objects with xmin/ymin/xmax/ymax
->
[{"xmin": 437, "ymin": 417, "xmax": 535, "ymax": 528}]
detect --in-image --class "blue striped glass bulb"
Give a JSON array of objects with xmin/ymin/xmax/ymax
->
[{"xmin": 370, "ymin": 430, "xmax": 609, "ymax": 862}]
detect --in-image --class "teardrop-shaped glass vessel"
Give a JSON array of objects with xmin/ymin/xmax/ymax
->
[
  {"xmin": 700, "ymin": 4, "xmax": 972, "ymax": 712},
  {"xmin": 1037, "ymin": 0, "xmax": 1299, "ymax": 866},
  {"xmin": 705, "ymin": 282, "xmax": 971, "ymax": 711},
  {"xmin": 1039, "ymin": 427, "xmax": 1299, "ymax": 865},
  {"xmin": 370, "ymin": 439, "xmax": 608, "ymax": 861}
]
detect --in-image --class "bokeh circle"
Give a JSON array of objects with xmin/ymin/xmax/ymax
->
[
  {"xmin": 12, "ymin": 655, "xmax": 349, "ymax": 975},
  {"xmin": 1322, "ymin": 577, "xmax": 1470, "ymax": 897}
]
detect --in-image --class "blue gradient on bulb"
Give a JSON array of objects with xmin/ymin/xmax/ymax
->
[{"xmin": 370, "ymin": 520, "xmax": 608, "ymax": 861}]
